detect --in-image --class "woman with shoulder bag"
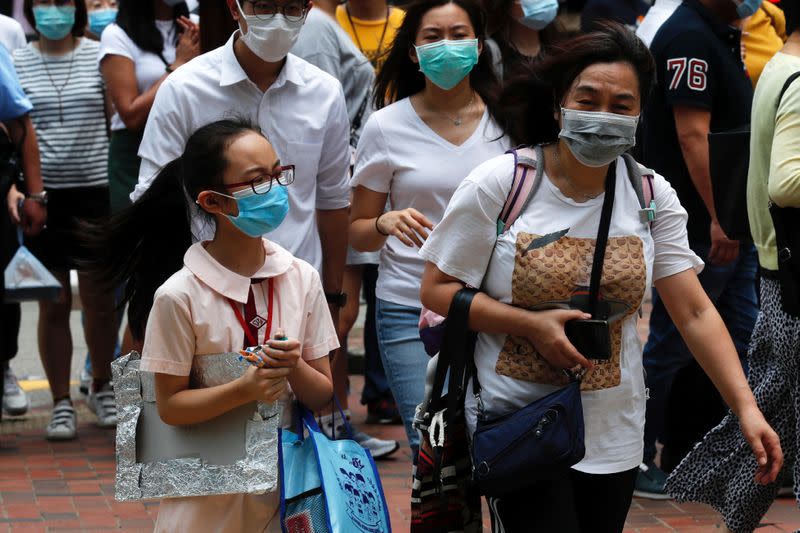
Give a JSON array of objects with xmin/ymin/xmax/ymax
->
[
  {"xmin": 666, "ymin": 6, "xmax": 800, "ymax": 533},
  {"xmin": 418, "ymin": 23, "xmax": 782, "ymax": 533},
  {"xmin": 348, "ymin": 0, "xmax": 510, "ymax": 453}
]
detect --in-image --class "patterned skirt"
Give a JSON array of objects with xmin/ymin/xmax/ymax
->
[{"xmin": 665, "ymin": 278, "xmax": 799, "ymax": 533}]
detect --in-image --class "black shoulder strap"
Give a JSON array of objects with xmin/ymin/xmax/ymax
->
[
  {"xmin": 427, "ymin": 288, "xmax": 478, "ymax": 421},
  {"xmin": 779, "ymin": 71, "xmax": 800, "ymax": 105},
  {"xmin": 588, "ymin": 162, "xmax": 617, "ymax": 318}
]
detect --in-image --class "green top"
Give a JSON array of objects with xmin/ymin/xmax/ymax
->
[{"xmin": 747, "ymin": 52, "xmax": 800, "ymax": 270}]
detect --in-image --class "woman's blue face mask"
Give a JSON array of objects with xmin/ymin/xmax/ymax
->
[
  {"xmin": 88, "ymin": 8, "xmax": 117, "ymax": 36},
  {"xmin": 33, "ymin": 5, "xmax": 75, "ymax": 40},
  {"xmin": 414, "ymin": 38, "xmax": 479, "ymax": 90}
]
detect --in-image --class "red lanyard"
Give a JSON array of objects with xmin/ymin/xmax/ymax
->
[{"xmin": 227, "ymin": 278, "xmax": 274, "ymax": 347}]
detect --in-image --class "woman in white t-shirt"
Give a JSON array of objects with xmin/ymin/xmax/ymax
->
[
  {"xmin": 99, "ymin": 0, "xmax": 198, "ymax": 212},
  {"xmin": 419, "ymin": 24, "xmax": 781, "ymax": 532},
  {"xmin": 349, "ymin": 0, "xmax": 510, "ymax": 451}
]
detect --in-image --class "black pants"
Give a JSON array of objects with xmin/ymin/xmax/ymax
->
[{"xmin": 487, "ymin": 467, "xmax": 638, "ymax": 533}]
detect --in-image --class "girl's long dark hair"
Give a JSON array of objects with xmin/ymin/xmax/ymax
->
[
  {"xmin": 81, "ymin": 119, "xmax": 262, "ymax": 340},
  {"xmin": 116, "ymin": 0, "xmax": 189, "ymax": 57},
  {"xmin": 501, "ymin": 22, "xmax": 655, "ymax": 146},
  {"xmin": 373, "ymin": 0, "xmax": 503, "ymax": 125}
]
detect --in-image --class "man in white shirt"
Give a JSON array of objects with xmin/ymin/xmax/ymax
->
[
  {"xmin": 0, "ymin": 14, "xmax": 26, "ymax": 53},
  {"xmin": 635, "ymin": 0, "xmax": 681, "ymax": 47},
  {"xmin": 134, "ymin": 0, "xmax": 350, "ymax": 319}
]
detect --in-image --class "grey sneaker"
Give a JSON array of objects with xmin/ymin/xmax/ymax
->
[
  {"xmin": 319, "ymin": 410, "xmax": 400, "ymax": 459},
  {"xmin": 87, "ymin": 382, "xmax": 117, "ymax": 428},
  {"xmin": 3, "ymin": 367, "xmax": 29, "ymax": 416},
  {"xmin": 46, "ymin": 399, "xmax": 77, "ymax": 441},
  {"xmin": 634, "ymin": 461, "xmax": 671, "ymax": 500}
]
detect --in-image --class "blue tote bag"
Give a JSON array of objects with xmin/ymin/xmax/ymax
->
[{"xmin": 279, "ymin": 405, "xmax": 391, "ymax": 533}]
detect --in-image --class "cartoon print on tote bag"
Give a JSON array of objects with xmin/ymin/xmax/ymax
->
[{"xmin": 495, "ymin": 231, "xmax": 647, "ymax": 391}]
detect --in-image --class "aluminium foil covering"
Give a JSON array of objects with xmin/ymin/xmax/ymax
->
[{"xmin": 113, "ymin": 351, "xmax": 281, "ymax": 502}]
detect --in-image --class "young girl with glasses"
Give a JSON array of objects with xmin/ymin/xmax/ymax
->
[{"xmin": 83, "ymin": 119, "xmax": 335, "ymax": 531}]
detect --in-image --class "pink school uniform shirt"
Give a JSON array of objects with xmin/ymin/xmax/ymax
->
[{"xmin": 140, "ymin": 238, "xmax": 339, "ymax": 533}]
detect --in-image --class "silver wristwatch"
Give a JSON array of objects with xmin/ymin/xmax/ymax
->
[{"xmin": 27, "ymin": 191, "xmax": 48, "ymax": 206}]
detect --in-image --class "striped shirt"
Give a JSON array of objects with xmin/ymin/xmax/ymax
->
[{"xmin": 13, "ymin": 38, "xmax": 108, "ymax": 189}]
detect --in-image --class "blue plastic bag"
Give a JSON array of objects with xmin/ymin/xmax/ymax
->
[{"xmin": 279, "ymin": 406, "xmax": 391, "ymax": 533}]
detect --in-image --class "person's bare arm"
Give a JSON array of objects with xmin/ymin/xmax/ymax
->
[
  {"xmin": 100, "ymin": 17, "xmax": 199, "ymax": 131},
  {"xmin": 101, "ymin": 56, "xmax": 167, "ymax": 131},
  {"xmin": 349, "ymin": 185, "xmax": 435, "ymax": 251},
  {"xmin": 154, "ymin": 365, "xmax": 291, "ymax": 426},
  {"xmin": 420, "ymin": 262, "xmax": 593, "ymax": 371},
  {"xmin": 655, "ymin": 269, "xmax": 782, "ymax": 484},
  {"xmin": 673, "ymin": 104, "xmax": 739, "ymax": 265},
  {"xmin": 4, "ymin": 115, "xmax": 46, "ymax": 234},
  {"xmin": 317, "ymin": 207, "xmax": 348, "ymax": 330}
]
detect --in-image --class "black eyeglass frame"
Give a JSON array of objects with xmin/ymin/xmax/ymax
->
[{"xmin": 239, "ymin": 0, "xmax": 310, "ymax": 22}]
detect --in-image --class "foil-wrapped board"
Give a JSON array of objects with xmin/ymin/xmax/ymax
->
[{"xmin": 112, "ymin": 351, "xmax": 281, "ymax": 502}]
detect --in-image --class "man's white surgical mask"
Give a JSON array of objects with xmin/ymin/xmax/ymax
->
[{"xmin": 236, "ymin": 1, "xmax": 304, "ymax": 63}]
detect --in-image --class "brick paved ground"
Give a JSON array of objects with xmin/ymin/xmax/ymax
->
[
  {"xmin": 1, "ymin": 375, "xmax": 799, "ymax": 532},
  {"xmin": 2, "ymin": 296, "xmax": 799, "ymax": 531}
]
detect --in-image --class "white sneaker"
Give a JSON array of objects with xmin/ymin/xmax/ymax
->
[
  {"xmin": 3, "ymin": 366, "xmax": 29, "ymax": 416},
  {"xmin": 87, "ymin": 382, "xmax": 117, "ymax": 428},
  {"xmin": 319, "ymin": 410, "xmax": 400, "ymax": 459},
  {"xmin": 46, "ymin": 399, "xmax": 77, "ymax": 441}
]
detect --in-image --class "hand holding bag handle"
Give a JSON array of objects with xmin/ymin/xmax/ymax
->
[{"xmin": 426, "ymin": 288, "xmax": 479, "ymax": 424}]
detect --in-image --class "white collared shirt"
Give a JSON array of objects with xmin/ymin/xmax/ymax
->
[{"xmin": 134, "ymin": 33, "xmax": 351, "ymax": 271}]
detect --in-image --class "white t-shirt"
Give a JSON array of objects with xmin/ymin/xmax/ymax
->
[
  {"xmin": 635, "ymin": 0, "xmax": 681, "ymax": 48},
  {"xmin": 0, "ymin": 15, "xmax": 25, "ymax": 53},
  {"xmin": 99, "ymin": 21, "xmax": 177, "ymax": 131},
  {"xmin": 351, "ymin": 98, "xmax": 510, "ymax": 308},
  {"xmin": 420, "ymin": 152, "xmax": 703, "ymax": 474}
]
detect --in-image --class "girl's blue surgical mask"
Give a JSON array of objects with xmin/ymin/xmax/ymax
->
[
  {"xmin": 518, "ymin": 0, "xmax": 558, "ymax": 30},
  {"xmin": 217, "ymin": 185, "xmax": 290, "ymax": 238},
  {"xmin": 732, "ymin": 0, "xmax": 761, "ymax": 19},
  {"xmin": 414, "ymin": 39, "xmax": 479, "ymax": 90},
  {"xmin": 88, "ymin": 8, "xmax": 117, "ymax": 37},
  {"xmin": 33, "ymin": 5, "xmax": 76, "ymax": 40}
]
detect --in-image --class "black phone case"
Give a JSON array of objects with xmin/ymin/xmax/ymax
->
[{"xmin": 565, "ymin": 319, "xmax": 612, "ymax": 360}]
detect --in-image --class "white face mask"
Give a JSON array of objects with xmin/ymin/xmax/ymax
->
[{"xmin": 236, "ymin": 2, "xmax": 304, "ymax": 63}]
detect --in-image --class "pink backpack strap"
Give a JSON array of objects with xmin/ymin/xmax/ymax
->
[
  {"xmin": 622, "ymin": 153, "xmax": 657, "ymax": 226},
  {"xmin": 498, "ymin": 146, "xmax": 542, "ymax": 236}
]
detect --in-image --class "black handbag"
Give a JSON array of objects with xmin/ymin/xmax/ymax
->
[
  {"xmin": 471, "ymin": 162, "xmax": 620, "ymax": 497},
  {"xmin": 411, "ymin": 288, "xmax": 483, "ymax": 533},
  {"xmin": 710, "ymin": 124, "xmax": 752, "ymax": 242},
  {"xmin": 768, "ymin": 71, "xmax": 800, "ymax": 317}
]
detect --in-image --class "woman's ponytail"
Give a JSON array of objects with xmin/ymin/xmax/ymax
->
[
  {"xmin": 80, "ymin": 158, "xmax": 192, "ymax": 340},
  {"xmin": 81, "ymin": 118, "xmax": 263, "ymax": 341}
]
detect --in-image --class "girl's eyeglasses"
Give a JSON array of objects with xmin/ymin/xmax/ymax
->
[{"xmin": 225, "ymin": 165, "xmax": 295, "ymax": 197}]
